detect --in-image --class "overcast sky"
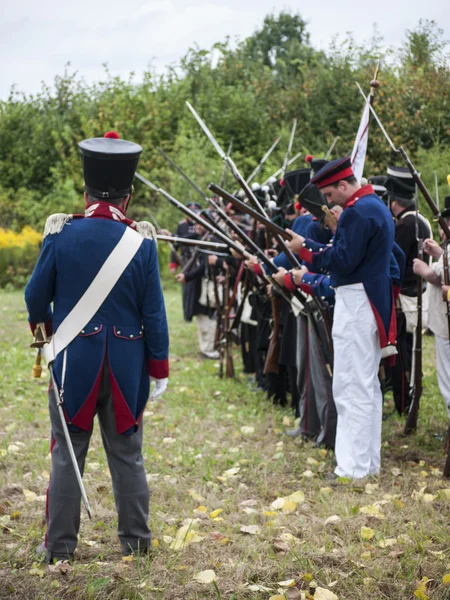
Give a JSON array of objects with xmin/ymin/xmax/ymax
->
[{"xmin": 1, "ymin": 0, "xmax": 448, "ymax": 100}]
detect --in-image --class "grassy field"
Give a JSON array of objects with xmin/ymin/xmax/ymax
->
[{"xmin": 1, "ymin": 286, "xmax": 450, "ymax": 600}]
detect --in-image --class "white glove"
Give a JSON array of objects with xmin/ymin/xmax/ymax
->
[{"xmin": 149, "ymin": 377, "xmax": 168, "ymax": 401}]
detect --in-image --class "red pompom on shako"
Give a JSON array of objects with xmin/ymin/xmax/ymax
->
[
  {"xmin": 305, "ymin": 154, "xmax": 313, "ymax": 163},
  {"xmin": 104, "ymin": 131, "xmax": 120, "ymax": 139},
  {"xmin": 295, "ymin": 202, "xmax": 302, "ymax": 210},
  {"xmin": 280, "ymin": 178, "xmax": 285, "ymax": 187}
]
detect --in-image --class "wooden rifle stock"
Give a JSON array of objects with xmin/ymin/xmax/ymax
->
[
  {"xmin": 404, "ymin": 247, "xmax": 424, "ymax": 435},
  {"xmin": 264, "ymin": 295, "xmax": 282, "ymax": 375},
  {"xmin": 224, "ymin": 269, "xmax": 235, "ymax": 378}
]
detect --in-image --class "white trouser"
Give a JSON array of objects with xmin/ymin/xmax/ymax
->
[
  {"xmin": 196, "ymin": 314, "xmax": 217, "ymax": 355},
  {"xmin": 332, "ymin": 283, "xmax": 382, "ymax": 478},
  {"xmin": 435, "ymin": 335, "xmax": 450, "ymax": 419}
]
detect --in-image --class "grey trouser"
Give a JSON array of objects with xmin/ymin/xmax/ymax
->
[
  {"xmin": 296, "ymin": 313, "xmax": 337, "ymax": 448},
  {"xmin": 46, "ymin": 363, "xmax": 151, "ymax": 556}
]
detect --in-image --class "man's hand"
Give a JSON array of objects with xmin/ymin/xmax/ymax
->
[
  {"xmin": 285, "ymin": 229, "xmax": 305, "ymax": 254},
  {"xmin": 291, "ymin": 266, "xmax": 308, "ymax": 285},
  {"xmin": 176, "ymin": 273, "xmax": 186, "ymax": 284},
  {"xmin": 229, "ymin": 241, "xmax": 245, "ymax": 259},
  {"xmin": 423, "ymin": 238, "xmax": 443, "ymax": 259},
  {"xmin": 272, "ymin": 267, "xmax": 288, "ymax": 286},
  {"xmin": 244, "ymin": 255, "xmax": 258, "ymax": 270},
  {"xmin": 208, "ymin": 254, "xmax": 218, "ymax": 266},
  {"xmin": 413, "ymin": 258, "xmax": 429, "ymax": 278},
  {"xmin": 150, "ymin": 377, "xmax": 168, "ymax": 401}
]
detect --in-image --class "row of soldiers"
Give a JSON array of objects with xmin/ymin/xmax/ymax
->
[
  {"xmin": 167, "ymin": 154, "xmax": 450, "ymax": 480},
  {"xmin": 24, "ymin": 128, "xmax": 450, "ymax": 562}
]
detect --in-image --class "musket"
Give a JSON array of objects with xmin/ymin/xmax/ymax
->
[
  {"xmin": 207, "ymin": 196, "xmax": 296, "ymax": 306},
  {"xmin": 219, "ymin": 139, "xmax": 233, "ymax": 189},
  {"xmin": 404, "ymin": 191, "xmax": 424, "ymax": 435},
  {"xmin": 356, "ymin": 82, "xmax": 450, "ymax": 241},
  {"xmin": 209, "ymin": 184, "xmax": 334, "ymax": 354},
  {"xmin": 135, "ymin": 172, "xmax": 252, "ymax": 260},
  {"xmin": 223, "ymin": 268, "xmax": 235, "ymax": 378},
  {"xmin": 281, "ymin": 119, "xmax": 297, "ymax": 178},
  {"xmin": 209, "ymin": 183, "xmax": 291, "ymax": 241},
  {"xmin": 157, "ymin": 147, "xmax": 209, "ymax": 203},
  {"xmin": 324, "ymin": 136, "xmax": 340, "ymax": 160},
  {"xmin": 261, "ymin": 151, "xmax": 303, "ymax": 185},
  {"xmin": 186, "ymin": 101, "xmax": 267, "ymax": 216},
  {"xmin": 31, "ymin": 324, "xmax": 92, "ymax": 519},
  {"xmin": 157, "ymin": 234, "xmax": 228, "ymax": 251},
  {"xmin": 245, "ymin": 137, "xmax": 281, "ymax": 186}
]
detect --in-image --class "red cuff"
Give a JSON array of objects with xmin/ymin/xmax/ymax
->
[
  {"xmin": 253, "ymin": 263, "xmax": 263, "ymax": 278},
  {"xmin": 298, "ymin": 246, "xmax": 313, "ymax": 263},
  {"xmin": 393, "ymin": 284, "xmax": 401, "ymax": 301},
  {"xmin": 284, "ymin": 272, "xmax": 298, "ymax": 292},
  {"xmin": 29, "ymin": 321, "xmax": 53, "ymax": 337},
  {"xmin": 169, "ymin": 262, "xmax": 178, "ymax": 270},
  {"xmin": 299, "ymin": 283, "xmax": 314, "ymax": 296},
  {"xmin": 147, "ymin": 358, "xmax": 169, "ymax": 379}
]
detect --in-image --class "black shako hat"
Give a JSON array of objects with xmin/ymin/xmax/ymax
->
[
  {"xmin": 384, "ymin": 165, "xmax": 416, "ymax": 201},
  {"xmin": 441, "ymin": 196, "xmax": 450, "ymax": 219},
  {"xmin": 284, "ymin": 168, "xmax": 313, "ymax": 199},
  {"xmin": 305, "ymin": 155, "xmax": 329, "ymax": 177},
  {"xmin": 79, "ymin": 136, "xmax": 142, "ymax": 200}
]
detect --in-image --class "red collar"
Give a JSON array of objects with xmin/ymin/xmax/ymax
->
[
  {"xmin": 343, "ymin": 184, "xmax": 375, "ymax": 209},
  {"xmin": 84, "ymin": 202, "xmax": 138, "ymax": 230}
]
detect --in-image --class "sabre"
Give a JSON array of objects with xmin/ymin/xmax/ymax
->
[
  {"xmin": 186, "ymin": 101, "xmax": 267, "ymax": 216},
  {"xmin": 31, "ymin": 324, "xmax": 92, "ymax": 519},
  {"xmin": 356, "ymin": 82, "xmax": 450, "ymax": 240},
  {"xmin": 135, "ymin": 172, "xmax": 252, "ymax": 260}
]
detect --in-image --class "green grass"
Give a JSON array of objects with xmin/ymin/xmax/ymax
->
[{"xmin": 1, "ymin": 287, "xmax": 450, "ymax": 599}]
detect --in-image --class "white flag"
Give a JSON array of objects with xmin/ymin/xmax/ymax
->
[{"xmin": 351, "ymin": 94, "xmax": 371, "ymax": 183}]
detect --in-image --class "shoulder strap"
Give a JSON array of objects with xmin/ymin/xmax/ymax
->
[{"xmin": 44, "ymin": 227, "xmax": 144, "ymax": 365}]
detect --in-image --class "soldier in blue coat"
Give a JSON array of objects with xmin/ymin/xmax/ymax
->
[
  {"xmin": 286, "ymin": 157, "xmax": 396, "ymax": 479},
  {"xmin": 25, "ymin": 132, "xmax": 169, "ymax": 561}
]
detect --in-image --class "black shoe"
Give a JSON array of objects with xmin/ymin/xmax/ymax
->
[{"xmin": 36, "ymin": 542, "xmax": 73, "ymax": 564}]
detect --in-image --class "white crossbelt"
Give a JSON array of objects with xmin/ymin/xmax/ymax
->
[{"xmin": 44, "ymin": 227, "xmax": 144, "ymax": 365}]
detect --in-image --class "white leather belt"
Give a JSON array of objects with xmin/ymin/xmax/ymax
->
[{"xmin": 44, "ymin": 227, "xmax": 144, "ymax": 365}]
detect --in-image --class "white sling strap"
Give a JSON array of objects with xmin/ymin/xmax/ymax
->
[{"xmin": 44, "ymin": 227, "xmax": 144, "ymax": 365}]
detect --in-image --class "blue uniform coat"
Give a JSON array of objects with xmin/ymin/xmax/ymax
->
[
  {"xmin": 298, "ymin": 185, "xmax": 396, "ymax": 348},
  {"xmin": 25, "ymin": 216, "xmax": 169, "ymax": 435}
]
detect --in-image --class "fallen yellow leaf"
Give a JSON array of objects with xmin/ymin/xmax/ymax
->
[
  {"xmin": 193, "ymin": 569, "xmax": 216, "ymax": 584},
  {"xmin": 443, "ymin": 574, "xmax": 450, "ymax": 585},
  {"xmin": 285, "ymin": 490, "xmax": 305, "ymax": 504},
  {"xmin": 209, "ymin": 508, "xmax": 223, "ymax": 518},
  {"xmin": 314, "ymin": 587, "xmax": 339, "ymax": 600},
  {"xmin": 359, "ymin": 504, "xmax": 384, "ymax": 519},
  {"xmin": 361, "ymin": 526, "xmax": 375, "ymax": 540},
  {"xmin": 277, "ymin": 578, "xmax": 296, "ymax": 587},
  {"xmin": 282, "ymin": 501, "xmax": 297, "ymax": 514}
]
